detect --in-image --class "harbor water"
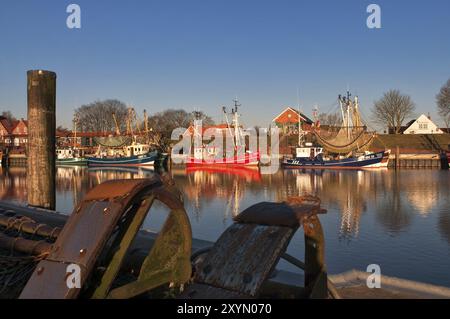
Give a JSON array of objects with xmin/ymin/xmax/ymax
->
[{"xmin": 1, "ymin": 166, "xmax": 449, "ymax": 287}]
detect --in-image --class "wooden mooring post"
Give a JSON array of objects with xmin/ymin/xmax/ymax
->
[
  {"xmin": 395, "ymin": 146, "xmax": 400, "ymax": 170},
  {"xmin": 27, "ymin": 70, "xmax": 56, "ymax": 210}
]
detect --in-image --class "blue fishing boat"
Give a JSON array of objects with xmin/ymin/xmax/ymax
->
[
  {"xmin": 282, "ymin": 147, "xmax": 390, "ymax": 169},
  {"xmin": 87, "ymin": 143, "xmax": 159, "ymax": 167},
  {"xmin": 283, "ymin": 91, "xmax": 390, "ymax": 169}
]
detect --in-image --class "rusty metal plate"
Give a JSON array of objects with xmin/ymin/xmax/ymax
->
[
  {"xmin": 19, "ymin": 260, "xmax": 86, "ymax": 299},
  {"xmin": 195, "ymin": 224, "xmax": 294, "ymax": 296},
  {"xmin": 83, "ymin": 178, "xmax": 161, "ymax": 201},
  {"xmin": 19, "ymin": 178, "xmax": 165, "ymax": 299},
  {"xmin": 47, "ymin": 201, "xmax": 122, "ymax": 267}
]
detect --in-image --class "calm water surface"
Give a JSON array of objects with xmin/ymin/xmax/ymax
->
[{"xmin": 1, "ymin": 166, "xmax": 449, "ymax": 287}]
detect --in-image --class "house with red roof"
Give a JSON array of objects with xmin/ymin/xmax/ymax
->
[
  {"xmin": 272, "ymin": 107, "xmax": 314, "ymax": 135},
  {"xmin": 0, "ymin": 117, "xmax": 29, "ymax": 150},
  {"xmin": 10, "ymin": 118, "xmax": 28, "ymax": 147},
  {"xmin": 0, "ymin": 117, "xmax": 12, "ymax": 143}
]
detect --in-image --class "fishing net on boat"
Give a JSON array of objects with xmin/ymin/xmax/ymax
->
[
  {"xmin": 94, "ymin": 136, "xmax": 131, "ymax": 147},
  {"xmin": 0, "ymin": 215, "xmax": 57, "ymax": 298},
  {"xmin": 313, "ymin": 127, "xmax": 376, "ymax": 154},
  {"xmin": 312, "ymin": 93, "xmax": 377, "ymax": 155}
]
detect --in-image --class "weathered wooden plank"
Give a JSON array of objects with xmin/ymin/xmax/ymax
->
[{"xmin": 195, "ymin": 224, "xmax": 294, "ymax": 296}]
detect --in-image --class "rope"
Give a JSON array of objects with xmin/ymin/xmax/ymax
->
[
  {"xmin": 0, "ymin": 215, "xmax": 56, "ymax": 297},
  {"xmin": 0, "ymin": 252, "xmax": 47, "ymax": 297}
]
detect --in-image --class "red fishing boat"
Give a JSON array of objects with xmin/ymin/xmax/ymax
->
[
  {"xmin": 185, "ymin": 100, "xmax": 260, "ymax": 168},
  {"xmin": 186, "ymin": 150, "xmax": 260, "ymax": 168}
]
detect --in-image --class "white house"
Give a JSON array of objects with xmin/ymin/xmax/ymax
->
[{"xmin": 403, "ymin": 114, "xmax": 443, "ymax": 134}]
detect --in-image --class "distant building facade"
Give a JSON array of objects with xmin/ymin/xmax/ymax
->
[
  {"xmin": 388, "ymin": 114, "xmax": 444, "ymax": 134},
  {"xmin": 0, "ymin": 117, "xmax": 28, "ymax": 148},
  {"xmin": 272, "ymin": 107, "xmax": 313, "ymax": 135},
  {"xmin": 403, "ymin": 114, "xmax": 443, "ymax": 134}
]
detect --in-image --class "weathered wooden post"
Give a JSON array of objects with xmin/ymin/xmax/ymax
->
[
  {"xmin": 27, "ymin": 70, "xmax": 56, "ymax": 210},
  {"xmin": 395, "ymin": 145, "xmax": 400, "ymax": 170}
]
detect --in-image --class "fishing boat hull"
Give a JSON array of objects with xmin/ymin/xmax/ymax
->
[
  {"xmin": 282, "ymin": 150, "xmax": 390, "ymax": 169},
  {"xmin": 87, "ymin": 151, "xmax": 159, "ymax": 167},
  {"xmin": 185, "ymin": 152, "xmax": 260, "ymax": 168},
  {"xmin": 56, "ymin": 158, "xmax": 87, "ymax": 166}
]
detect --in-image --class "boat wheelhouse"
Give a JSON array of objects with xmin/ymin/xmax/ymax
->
[{"xmin": 56, "ymin": 148, "xmax": 87, "ymax": 166}]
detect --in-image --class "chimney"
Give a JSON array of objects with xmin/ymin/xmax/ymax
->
[{"xmin": 427, "ymin": 113, "xmax": 431, "ymax": 120}]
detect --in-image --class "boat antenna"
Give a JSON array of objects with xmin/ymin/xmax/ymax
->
[{"xmin": 233, "ymin": 97, "xmax": 240, "ymax": 113}]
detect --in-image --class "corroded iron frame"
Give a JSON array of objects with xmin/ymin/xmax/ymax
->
[{"xmin": 18, "ymin": 178, "xmax": 192, "ymax": 299}]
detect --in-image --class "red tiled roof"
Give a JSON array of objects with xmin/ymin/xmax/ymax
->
[
  {"xmin": 273, "ymin": 107, "xmax": 313, "ymax": 124},
  {"xmin": 10, "ymin": 119, "xmax": 28, "ymax": 134},
  {"xmin": 0, "ymin": 118, "xmax": 12, "ymax": 134}
]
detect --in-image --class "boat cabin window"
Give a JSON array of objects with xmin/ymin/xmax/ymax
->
[{"xmin": 296, "ymin": 147, "xmax": 323, "ymax": 158}]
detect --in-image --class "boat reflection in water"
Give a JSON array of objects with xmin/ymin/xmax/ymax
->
[
  {"xmin": 181, "ymin": 166, "xmax": 261, "ymax": 220},
  {"xmin": 0, "ymin": 166, "xmax": 449, "ymax": 286}
]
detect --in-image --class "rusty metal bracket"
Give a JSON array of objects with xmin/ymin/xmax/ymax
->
[
  {"xmin": 19, "ymin": 177, "xmax": 192, "ymax": 299},
  {"xmin": 303, "ymin": 214, "xmax": 327, "ymax": 298}
]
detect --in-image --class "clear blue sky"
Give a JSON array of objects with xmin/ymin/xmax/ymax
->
[{"xmin": 0, "ymin": 0, "xmax": 449, "ymax": 129}]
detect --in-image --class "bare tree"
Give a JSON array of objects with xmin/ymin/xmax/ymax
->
[
  {"xmin": 56, "ymin": 125, "xmax": 69, "ymax": 133},
  {"xmin": 148, "ymin": 109, "xmax": 214, "ymax": 136},
  {"xmin": 437, "ymin": 78, "xmax": 450, "ymax": 130},
  {"xmin": 0, "ymin": 111, "xmax": 17, "ymax": 123},
  {"xmin": 318, "ymin": 112, "xmax": 341, "ymax": 127},
  {"xmin": 148, "ymin": 109, "xmax": 215, "ymax": 151},
  {"xmin": 74, "ymin": 99, "xmax": 128, "ymax": 133},
  {"xmin": 372, "ymin": 90, "xmax": 416, "ymax": 134}
]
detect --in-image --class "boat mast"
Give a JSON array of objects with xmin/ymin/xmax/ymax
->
[
  {"xmin": 126, "ymin": 108, "xmax": 132, "ymax": 136},
  {"xmin": 222, "ymin": 106, "xmax": 235, "ymax": 148},
  {"xmin": 347, "ymin": 91, "xmax": 352, "ymax": 139},
  {"xmin": 73, "ymin": 116, "xmax": 77, "ymax": 149},
  {"xmin": 112, "ymin": 112, "xmax": 121, "ymax": 136},
  {"xmin": 232, "ymin": 98, "xmax": 241, "ymax": 149},
  {"xmin": 297, "ymin": 89, "xmax": 304, "ymax": 147},
  {"xmin": 143, "ymin": 109, "xmax": 149, "ymax": 133},
  {"xmin": 143, "ymin": 109, "xmax": 149, "ymax": 144}
]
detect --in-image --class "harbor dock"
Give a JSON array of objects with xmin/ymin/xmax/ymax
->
[{"xmin": 1, "ymin": 201, "xmax": 450, "ymax": 299}]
